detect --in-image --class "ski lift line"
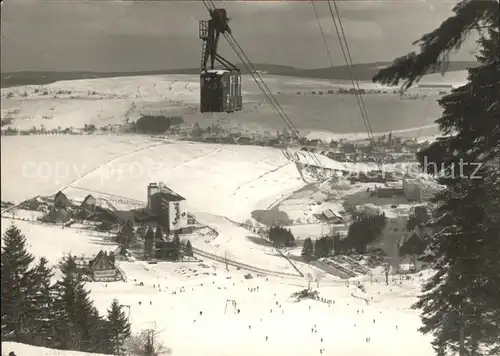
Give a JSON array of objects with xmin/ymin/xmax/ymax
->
[
  {"xmin": 223, "ymin": 32, "xmax": 328, "ymax": 171},
  {"xmin": 325, "ymin": 0, "xmax": 373, "ymax": 142},
  {"xmin": 324, "ymin": 0, "xmax": 374, "ymax": 144},
  {"xmin": 310, "ymin": 0, "xmax": 357, "ymax": 136},
  {"xmin": 328, "ymin": 0, "xmax": 374, "ymax": 140},
  {"xmin": 220, "ymin": 25, "xmax": 327, "ymax": 169},
  {"xmin": 224, "ymin": 32, "xmax": 293, "ymax": 128},
  {"xmin": 200, "ymin": 2, "xmax": 296, "ymax": 137},
  {"xmin": 202, "ymin": 0, "xmax": 329, "ymax": 175},
  {"xmin": 226, "ymin": 36, "xmax": 330, "ymax": 173},
  {"xmin": 327, "ymin": 0, "xmax": 386, "ymax": 172},
  {"xmin": 304, "ymin": 1, "xmax": 359, "ymax": 197},
  {"xmin": 201, "ymin": 2, "xmax": 291, "ymax": 130},
  {"xmin": 225, "ymin": 34, "xmax": 297, "ymax": 135},
  {"xmin": 328, "ymin": 0, "xmax": 373, "ymax": 137},
  {"xmin": 202, "ymin": 0, "xmax": 297, "ymax": 138}
]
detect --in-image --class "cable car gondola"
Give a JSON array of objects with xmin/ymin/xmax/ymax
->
[{"xmin": 199, "ymin": 8, "xmax": 242, "ymax": 113}]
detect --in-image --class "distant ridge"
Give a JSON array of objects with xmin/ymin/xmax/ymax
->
[{"xmin": 1, "ymin": 61, "xmax": 477, "ymax": 88}]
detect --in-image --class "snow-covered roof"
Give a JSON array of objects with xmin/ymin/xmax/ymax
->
[{"xmin": 322, "ymin": 209, "xmax": 342, "ymax": 220}]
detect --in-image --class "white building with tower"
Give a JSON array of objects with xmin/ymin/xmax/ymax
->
[{"xmin": 147, "ymin": 182, "xmax": 195, "ymax": 234}]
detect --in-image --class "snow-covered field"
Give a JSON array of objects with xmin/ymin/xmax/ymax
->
[
  {"xmin": 1, "ymin": 71, "xmax": 463, "ymax": 136},
  {"xmin": 2, "ymin": 217, "xmax": 435, "ymax": 356}
]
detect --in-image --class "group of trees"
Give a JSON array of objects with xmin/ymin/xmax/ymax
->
[
  {"xmin": 147, "ymin": 226, "xmax": 193, "ymax": 260},
  {"xmin": 300, "ymin": 212, "xmax": 387, "ymax": 261},
  {"xmin": 268, "ymin": 226, "xmax": 296, "ymax": 248},
  {"xmin": 372, "ymin": 1, "xmax": 500, "ymax": 354},
  {"xmin": 118, "ymin": 223, "xmax": 193, "ymax": 260},
  {"xmin": 341, "ymin": 213, "xmax": 387, "ymax": 254},
  {"xmin": 1, "ymin": 224, "xmax": 168, "ymax": 355},
  {"xmin": 301, "ymin": 235, "xmax": 337, "ymax": 261},
  {"xmin": 132, "ymin": 115, "xmax": 184, "ymax": 134}
]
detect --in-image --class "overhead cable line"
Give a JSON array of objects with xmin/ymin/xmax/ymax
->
[
  {"xmin": 310, "ymin": 0, "xmax": 358, "ymax": 137},
  {"xmin": 325, "ymin": 0, "xmax": 374, "ymax": 141},
  {"xmin": 202, "ymin": 0, "xmax": 330, "ymax": 177}
]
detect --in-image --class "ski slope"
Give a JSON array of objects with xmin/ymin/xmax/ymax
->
[
  {"xmin": 1, "ymin": 135, "xmax": 304, "ymax": 220},
  {"xmin": 1, "ymin": 213, "xmax": 436, "ymax": 356},
  {"xmin": 1, "ymin": 135, "xmax": 411, "ymax": 222},
  {"xmin": 90, "ymin": 261, "xmax": 434, "ymax": 356},
  {"xmin": 1, "ymin": 217, "xmax": 435, "ymax": 356}
]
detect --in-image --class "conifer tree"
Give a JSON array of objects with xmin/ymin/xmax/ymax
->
[
  {"xmin": 144, "ymin": 227, "xmax": 154, "ymax": 258},
  {"xmin": 333, "ymin": 234, "xmax": 342, "ymax": 255},
  {"xmin": 154, "ymin": 226, "xmax": 163, "ymax": 242},
  {"xmin": 313, "ymin": 239, "xmax": 322, "ymax": 260},
  {"xmin": 373, "ymin": 2, "xmax": 500, "ymax": 354},
  {"xmin": 26, "ymin": 257, "xmax": 56, "ymax": 346},
  {"xmin": 1, "ymin": 224, "xmax": 35, "ymax": 340},
  {"xmin": 105, "ymin": 299, "xmax": 131, "ymax": 355},
  {"xmin": 117, "ymin": 222, "xmax": 134, "ymax": 249},
  {"xmin": 184, "ymin": 240, "xmax": 194, "ymax": 257},
  {"xmin": 171, "ymin": 232, "xmax": 181, "ymax": 261},
  {"xmin": 52, "ymin": 255, "xmax": 106, "ymax": 353},
  {"xmin": 301, "ymin": 238, "xmax": 314, "ymax": 262}
]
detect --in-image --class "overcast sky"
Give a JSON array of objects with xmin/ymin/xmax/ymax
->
[{"xmin": 1, "ymin": 0, "xmax": 476, "ymax": 72}]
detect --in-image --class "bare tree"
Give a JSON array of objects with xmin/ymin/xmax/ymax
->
[
  {"xmin": 223, "ymin": 250, "xmax": 231, "ymax": 271},
  {"xmin": 384, "ymin": 263, "xmax": 391, "ymax": 286},
  {"xmin": 306, "ymin": 272, "xmax": 314, "ymax": 290},
  {"xmin": 126, "ymin": 324, "xmax": 172, "ymax": 356},
  {"xmin": 314, "ymin": 270, "xmax": 326, "ymax": 288}
]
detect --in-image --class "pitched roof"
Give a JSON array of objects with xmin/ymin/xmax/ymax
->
[
  {"xmin": 54, "ymin": 191, "xmax": 69, "ymax": 202},
  {"xmin": 150, "ymin": 183, "xmax": 186, "ymax": 201},
  {"xmin": 81, "ymin": 194, "xmax": 97, "ymax": 207},
  {"xmin": 90, "ymin": 250, "xmax": 115, "ymax": 270}
]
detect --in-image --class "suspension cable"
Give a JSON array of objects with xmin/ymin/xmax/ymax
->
[
  {"xmin": 202, "ymin": 0, "xmax": 329, "ymax": 177},
  {"xmin": 310, "ymin": 0, "xmax": 357, "ymax": 136},
  {"xmin": 325, "ymin": 0, "xmax": 374, "ymax": 141}
]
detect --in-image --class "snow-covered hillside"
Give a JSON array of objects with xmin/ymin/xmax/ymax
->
[
  {"xmin": 2, "ymin": 135, "xmax": 305, "ymax": 221},
  {"xmin": 1, "ymin": 216, "xmax": 435, "ymax": 356},
  {"xmin": 1, "ymin": 71, "xmax": 463, "ymax": 136},
  {"xmin": 1, "ymin": 135, "xmax": 414, "ymax": 222}
]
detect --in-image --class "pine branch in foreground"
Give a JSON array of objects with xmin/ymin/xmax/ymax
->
[{"xmin": 373, "ymin": 1, "xmax": 500, "ymax": 355}]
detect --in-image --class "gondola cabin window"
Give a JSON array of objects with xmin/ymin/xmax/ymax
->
[{"xmin": 200, "ymin": 69, "xmax": 242, "ymax": 113}]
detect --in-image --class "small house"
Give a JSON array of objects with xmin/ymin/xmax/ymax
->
[
  {"xmin": 89, "ymin": 250, "xmax": 119, "ymax": 282},
  {"xmin": 19, "ymin": 196, "xmax": 45, "ymax": 211},
  {"xmin": 309, "ymin": 139, "xmax": 322, "ymax": 146},
  {"xmin": 319, "ymin": 209, "xmax": 343, "ymax": 224},
  {"xmin": 399, "ymin": 231, "xmax": 427, "ymax": 257},
  {"xmin": 81, "ymin": 195, "xmax": 97, "ymax": 211}
]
